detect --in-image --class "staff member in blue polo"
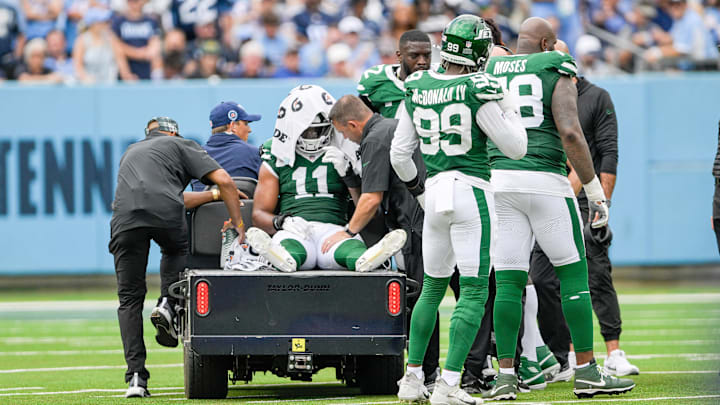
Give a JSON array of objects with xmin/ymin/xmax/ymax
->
[{"xmin": 191, "ymin": 101, "xmax": 262, "ymax": 191}]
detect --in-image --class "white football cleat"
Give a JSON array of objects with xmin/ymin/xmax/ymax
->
[
  {"xmin": 604, "ymin": 349, "xmax": 640, "ymax": 376},
  {"xmin": 397, "ymin": 371, "xmax": 430, "ymax": 403},
  {"xmin": 355, "ymin": 229, "xmax": 407, "ymax": 272},
  {"xmin": 430, "ymin": 376, "xmax": 482, "ymax": 405},
  {"xmin": 125, "ymin": 372, "xmax": 150, "ymax": 398},
  {"xmin": 245, "ymin": 227, "xmax": 297, "ymax": 272}
]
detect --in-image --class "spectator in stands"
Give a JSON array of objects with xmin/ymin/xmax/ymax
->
[
  {"xmin": 0, "ymin": 0, "xmax": 26, "ymax": 80},
  {"xmin": 344, "ymin": 0, "xmax": 382, "ymax": 38},
  {"xmin": 292, "ymin": 0, "xmax": 336, "ymax": 43},
  {"xmin": 255, "ymin": 12, "xmax": 287, "ymax": 68},
  {"xmin": 167, "ymin": 0, "xmax": 233, "ymax": 41},
  {"xmin": 231, "ymin": 40, "xmax": 269, "ymax": 78},
  {"xmin": 338, "ymin": 15, "xmax": 379, "ymax": 72},
  {"xmin": 112, "ymin": 0, "xmax": 162, "ymax": 80},
  {"xmin": 187, "ymin": 39, "xmax": 224, "ymax": 79},
  {"xmin": 387, "ymin": 3, "xmax": 417, "ymax": 40},
  {"xmin": 327, "ymin": 42, "xmax": 354, "ymax": 78},
  {"xmin": 591, "ymin": 0, "xmax": 632, "ymax": 34},
  {"xmin": 191, "ymin": 101, "xmax": 262, "ymax": 191},
  {"xmin": 704, "ymin": 0, "xmax": 720, "ymax": 45},
  {"xmin": 643, "ymin": 0, "xmax": 719, "ymax": 67},
  {"xmin": 21, "ymin": 0, "xmax": 62, "ymax": 40},
  {"xmin": 575, "ymin": 34, "xmax": 624, "ymax": 76},
  {"xmin": 62, "ymin": 0, "xmax": 92, "ymax": 55},
  {"xmin": 72, "ymin": 8, "xmax": 135, "ymax": 83},
  {"xmin": 377, "ymin": 36, "xmax": 396, "ymax": 65},
  {"xmin": 273, "ymin": 47, "xmax": 303, "ymax": 78},
  {"xmin": 162, "ymin": 28, "xmax": 191, "ymax": 78},
  {"xmin": 17, "ymin": 37, "xmax": 63, "ymax": 83},
  {"xmin": 44, "ymin": 29, "xmax": 73, "ymax": 80}
]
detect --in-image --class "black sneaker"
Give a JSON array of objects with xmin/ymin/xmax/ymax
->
[
  {"xmin": 150, "ymin": 297, "xmax": 178, "ymax": 347},
  {"xmin": 461, "ymin": 369, "xmax": 492, "ymax": 394},
  {"xmin": 424, "ymin": 367, "xmax": 440, "ymax": 393},
  {"xmin": 125, "ymin": 372, "xmax": 150, "ymax": 398}
]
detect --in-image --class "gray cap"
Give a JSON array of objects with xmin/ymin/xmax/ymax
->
[{"xmin": 146, "ymin": 116, "xmax": 180, "ymax": 136}]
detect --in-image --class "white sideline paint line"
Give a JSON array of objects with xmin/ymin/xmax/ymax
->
[
  {"xmin": 0, "ymin": 336, "xmax": 118, "ymax": 344},
  {"xmin": 622, "ymin": 328, "xmax": 720, "ymax": 336},
  {"xmin": 0, "ymin": 363, "xmax": 182, "ymax": 374},
  {"xmin": 0, "ymin": 386, "xmax": 184, "ymax": 397},
  {"xmin": 101, "ymin": 392, "xmax": 186, "ymax": 398},
  {"xmin": 247, "ymin": 397, "xmax": 353, "ymax": 404},
  {"xmin": 643, "ymin": 370, "xmax": 717, "ymax": 374},
  {"xmin": 328, "ymin": 395, "xmax": 720, "ymax": 405},
  {"xmin": 597, "ymin": 340, "xmax": 717, "ymax": 346},
  {"xmin": 0, "ymin": 387, "xmax": 43, "ymax": 392},
  {"xmin": 437, "ymin": 293, "xmax": 720, "ymax": 309},
  {"xmin": 0, "ymin": 348, "xmax": 179, "ymax": 356},
  {"xmin": 0, "ymin": 300, "xmax": 155, "ymax": 312},
  {"xmin": 437, "ymin": 353, "xmax": 720, "ymax": 361}
]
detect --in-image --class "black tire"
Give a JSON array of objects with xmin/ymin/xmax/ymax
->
[
  {"xmin": 183, "ymin": 346, "xmax": 229, "ymax": 399},
  {"xmin": 357, "ymin": 355, "xmax": 404, "ymax": 395}
]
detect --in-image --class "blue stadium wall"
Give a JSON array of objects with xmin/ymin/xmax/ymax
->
[{"xmin": 0, "ymin": 74, "xmax": 717, "ymax": 275}]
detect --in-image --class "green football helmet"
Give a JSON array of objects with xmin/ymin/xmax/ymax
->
[{"xmin": 440, "ymin": 14, "xmax": 494, "ymax": 71}]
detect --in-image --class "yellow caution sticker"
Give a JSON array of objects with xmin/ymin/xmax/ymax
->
[{"xmin": 291, "ymin": 338, "xmax": 305, "ymax": 352}]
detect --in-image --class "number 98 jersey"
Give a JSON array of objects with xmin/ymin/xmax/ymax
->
[
  {"xmin": 403, "ymin": 69, "xmax": 504, "ymax": 181},
  {"xmin": 486, "ymin": 51, "xmax": 578, "ymax": 176},
  {"xmin": 260, "ymin": 140, "xmax": 350, "ymax": 225}
]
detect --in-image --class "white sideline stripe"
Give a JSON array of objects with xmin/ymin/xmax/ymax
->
[
  {"xmin": 0, "ymin": 386, "xmax": 183, "ymax": 397},
  {"xmin": 437, "ymin": 293, "xmax": 720, "ymax": 309},
  {"xmin": 0, "ymin": 387, "xmax": 43, "ymax": 392},
  {"xmin": 0, "ymin": 348, "xmax": 179, "ymax": 356},
  {"xmin": 622, "ymin": 328, "xmax": 720, "ymax": 336},
  {"xmin": 328, "ymin": 395, "xmax": 720, "ymax": 405},
  {"xmin": 438, "ymin": 353, "xmax": 720, "ymax": 361},
  {"xmin": 247, "ymin": 397, "xmax": 353, "ymax": 404},
  {"xmin": 0, "ymin": 300, "xmax": 155, "ymax": 312},
  {"xmin": 0, "ymin": 336, "xmax": 118, "ymax": 344},
  {"xmin": 0, "ymin": 363, "xmax": 182, "ymax": 374},
  {"xmin": 597, "ymin": 340, "xmax": 717, "ymax": 346},
  {"xmin": 643, "ymin": 370, "xmax": 717, "ymax": 374}
]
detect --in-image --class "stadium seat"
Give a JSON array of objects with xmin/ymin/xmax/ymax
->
[
  {"xmin": 188, "ymin": 200, "xmax": 253, "ymax": 267},
  {"xmin": 203, "ymin": 177, "xmax": 257, "ymax": 198}
]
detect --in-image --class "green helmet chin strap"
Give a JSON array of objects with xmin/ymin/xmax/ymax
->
[{"xmin": 440, "ymin": 14, "xmax": 494, "ymax": 71}]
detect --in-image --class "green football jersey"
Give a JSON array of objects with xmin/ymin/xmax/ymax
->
[
  {"xmin": 486, "ymin": 51, "xmax": 578, "ymax": 175},
  {"xmin": 261, "ymin": 140, "xmax": 350, "ymax": 225},
  {"xmin": 403, "ymin": 69, "xmax": 504, "ymax": 181},
  {"xmin": 357, "ymin": 64, "xmax": 407, "ymax": 118}
]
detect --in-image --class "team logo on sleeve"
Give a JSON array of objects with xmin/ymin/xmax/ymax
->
[
  {"xmin": 291, "ymin": 98, "xmax": 303, "ymax": 112},
  {"xmin": 298, "ymin": 84, "xmax": 314, "ymax": 90},
  {"xmin": 321, "ymin": 92, "xmax": 334, "ymax": 105},
  {"xmin": 228, "ymin": 110, "xmax": 238, "ymax": 121},
  {"xmin": 277, "ymin": 107, "xmax": 286, "ymax": 119}
]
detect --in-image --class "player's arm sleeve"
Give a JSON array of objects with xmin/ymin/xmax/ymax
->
[
  {"xmin": 476, "ymin": 100, "xmax": 527, "ymax": 160},
  {"xmin": 390, "ymin": 105, "xmax": 419, "ymax": 182},
  {"xmin": 554, "ymin": 51, "xmax": 579, "ymax": 78},
  {"xmin": 593, "ymin": 89, "xmax": 618, "ymax": 175}
]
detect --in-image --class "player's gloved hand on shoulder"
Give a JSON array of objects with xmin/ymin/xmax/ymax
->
[
  {"xmin": 273, "ymin": 214, "xmax": 312, "ymax": 240},
  {"xmin": 322, "ymin": 146, "xmax": 361, "ymax": 188},
  {"xmin": 322, "ymin": 146, "xmax": 350, "ymax": 176},
  {"xmin": 582, "ymin": 176, "xmax": 609, "ymax": 228}
]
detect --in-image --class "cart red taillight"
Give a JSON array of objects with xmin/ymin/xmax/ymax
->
[
  {"xmin": 196, "ymin": 281, "xmax": 210, "ymax": 316},
  {"xmin": 388, "ymin": 281, "xmax": 401, "ymax": 315}
]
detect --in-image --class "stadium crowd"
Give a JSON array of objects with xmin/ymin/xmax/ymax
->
[{"xmin": 0, "ymin": 0, "xmax": 717, "ymax": 83}]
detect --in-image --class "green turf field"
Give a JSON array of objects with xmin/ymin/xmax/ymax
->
[{"xmin": 1, "ymin": 283, "xmax": 719, "ymax": 404}]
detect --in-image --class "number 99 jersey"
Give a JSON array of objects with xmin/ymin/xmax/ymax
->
[
  {"xmin": 403, "ymin": 69, "xmax": 504, "ymax": 181},
  {"xmin": 260, "ymin": 139, "xmax": 350, "ymax": 226},
  {"xmin": 486, "ymin": 51, "xmax": 578, "ymax": 176}
]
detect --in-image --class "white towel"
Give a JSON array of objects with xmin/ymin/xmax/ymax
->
[{"xmin": 270, "ymin": 84, "xmax": 359, "ymax": 169}]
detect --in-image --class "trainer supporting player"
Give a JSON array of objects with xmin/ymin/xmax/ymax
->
[{"xmin": 109, "ymin": 117, "xmax": 245, "ymax": 398}]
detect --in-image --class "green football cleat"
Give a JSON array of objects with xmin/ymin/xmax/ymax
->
[
  {"xmin": 536, "ymin": 345, "xmax": 561, "ymax": 379},
  {"xmin": 519, "ymin": 357, "xmax": 547, "ymax": 390},
  {"xmin": 573, "ymin": 359, "xmax": 635, "ymax": 398},
  {"xmin": 482, "ymin": 373, "xmax": 518, "ymax": 401}
]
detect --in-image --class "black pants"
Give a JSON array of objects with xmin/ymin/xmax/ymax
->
[
  {"xmin": 404, "ymin": 230, "xmax": 441, "ymax": 378},
  {"xmin": 109, "ymin": 226, "xmax": 188, "ymax": 382},
  {"xmin": 713, "ymin": 181, "xmax": 720, "ymax": 253},
  {"xmin": 449, "ymin": 270, "xmax": 524, "ymax": 374},
  {"xmin": 529, "ymin": 198, "xmax": 621, "ymax": 366}
]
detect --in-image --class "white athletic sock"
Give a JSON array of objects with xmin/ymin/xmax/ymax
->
[
  {"xmin": 499, "ymin": 367, "xmax": 515, "ymax": 376},
  {"xmin": 526, "ymin": 285, "xmax": 547, "ymax": 347},
  {"xmin": 441, "ymin": 369, "xmax": 461, "ymax": 386},
  {"xmin": 407, "ymin": 365, "xmax": 423, "ymax": 380},
  {"xmin": 521, "ymin": 285, "xmax": 539, "ymax": 362},
  {"xmin": 576, "ymin": 362, "xmax": 591, "ymax": 369}
]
